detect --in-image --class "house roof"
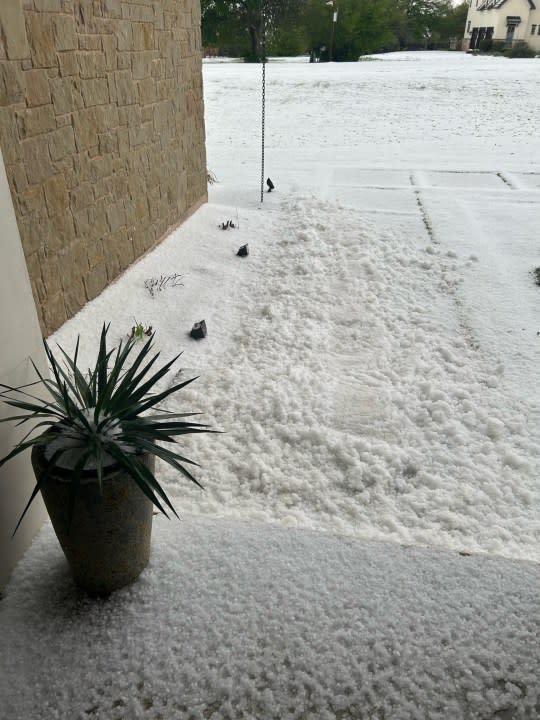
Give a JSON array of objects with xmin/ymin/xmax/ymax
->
[{"xmin": 477, "ymin": 0, "xmax": 535, "ymax": 10}]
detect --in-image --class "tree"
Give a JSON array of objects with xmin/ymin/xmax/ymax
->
[
  {"xmin": 339, "ymin": 0, "xmax": 401, "ymax": 59},
  {"xmin": 300, "ymin": 0, "xmax": 401, "ymax": 61},
  {"xmin": 201, "ymin": 0, "xmax": 467, "ymax": 62},
  {"xmin": 395, "ymin": 0, "xmax": 461, "ymax": 49},
  {"xmin": 432, "ymin": 1, "xmax": 469, "ymax": 44},
  {"xmin": 201, "ymin": 0, "xmax": 305, "ymax": 61},
  {"xmin": 268, "ymin": 25, "xmax": 308, "ymax": 56}
]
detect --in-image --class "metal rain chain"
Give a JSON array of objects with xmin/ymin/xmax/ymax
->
[{"xmin": 260, "ymin": 0, "xmax": 267, "ymax": 204}]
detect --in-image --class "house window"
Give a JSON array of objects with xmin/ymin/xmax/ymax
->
[
  {"xmin": 532, "ymin": 24, "xmax": 537, "ymax": 34},
  {"xmin": 538, "ymin": 25, "xmax": 540, "ymax": 34},
  {"xmin": 467, "ymin": 20, "xmax": 471, "ymax": 32}
]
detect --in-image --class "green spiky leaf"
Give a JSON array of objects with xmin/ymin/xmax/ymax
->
[{"xmin": 0, "ymin": 324, "xmax": 214, "ymax": 534}]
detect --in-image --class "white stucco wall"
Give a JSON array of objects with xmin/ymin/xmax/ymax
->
[
  {"xmin": 464, "ymin": 0, "xmax": 540, "ymax": 50},
  {"xmin": 0, "ymin": 148, "xmax": 47, "ymax": 592},
  {"xmin": 525, "ymin": 8, "xmax": 540, "ymax": 48}
]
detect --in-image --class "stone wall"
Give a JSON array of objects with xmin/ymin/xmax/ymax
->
[{"xmin": 0, "ymin": 0, "xmax": 207, "ymax": 335}]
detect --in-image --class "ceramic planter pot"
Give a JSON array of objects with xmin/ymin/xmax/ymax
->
[{"xmin": 32, "ymin": 445, "xmax": 154, "ymax": 595}]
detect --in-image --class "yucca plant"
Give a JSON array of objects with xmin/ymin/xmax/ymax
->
[{"xmin": 0, "ymin": 324, "xmax": 210, "ymax": 535}]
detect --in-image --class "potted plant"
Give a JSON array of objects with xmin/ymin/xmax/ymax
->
[{"xmin": 0, "ymin": 324, "xmax": 211, "ymax": 595}]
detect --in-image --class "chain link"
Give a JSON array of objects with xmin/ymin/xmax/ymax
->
[{"xmin": 260, "ymin": 0, "xmax": 266, "ymax": 204}]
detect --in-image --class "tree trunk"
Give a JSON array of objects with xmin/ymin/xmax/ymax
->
[{"xmin": 248, "ymin": 23, "xmax": 259, "ymax": 60}]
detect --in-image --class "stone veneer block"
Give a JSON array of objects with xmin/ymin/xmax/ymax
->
[
  {"xmin": 22, "ymin": 135, "xmax": 55, "ymax": 184},
  {"xmin": 16, "ymin": 104, "xmax": 56, "ymax": 139},
  {"xmin": 48, "ymin": 125, "xmax": 76, "ymax": 161},
  {"xmin": 52, "ymin": 14, "xmax": 78, "ymax": 51},
  {"xmin": 58, "ymin": 52, "xmax": 79, "ymax": 76},
  {"xmin": 34, "ymin": 0, "xmax": 62, "ymax": 11},
  {"xmin": 78, "ymin": 52, "xmax": 107, "ymax": 79},
  {"xmin": 50, "ymin": 78, "xmax": 74, "ymax": 115},
  {"xmin": 0, "ymin": 63, "xmax": 25, "ymax": 106},
  {"xmin": 43, "ymin": 173, "xmax": 69, "ymax": 216},
  {"xmin": 26, "ymin": 13, "xmax": 57, "ymax": 67},
  {"xmin": 0, "ymin": 1, "xmax": 30, "ymax": 60},
  {"xmin": 80, "ymin": 78, "xmax": 110, "ymax": 107},
  {"xmin": 24, "ymin": 69, "xmax": 51, "ymax": 106}
]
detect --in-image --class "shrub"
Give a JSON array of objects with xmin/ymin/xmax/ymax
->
[
  {"xmin": 506, "ymin": 41, "xmax": 536, "ymax": 58},
  {"xmin": 479, "ymin": 38, "xmax": 493, "ymax": 52}
]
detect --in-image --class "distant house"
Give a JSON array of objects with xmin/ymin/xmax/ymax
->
[{"xmin": 463, "ymin": 0, "xmax": 540, "ymax": 50}]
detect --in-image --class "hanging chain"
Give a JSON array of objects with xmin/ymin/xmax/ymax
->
[{"xmin": 260, "ymin": 0, "xmax": 266, "ymax": 204}]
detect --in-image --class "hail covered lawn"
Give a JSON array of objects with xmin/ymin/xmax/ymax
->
[
  {"xmin": 50, "ymin": 51, "xmax": 539, "ymax": 561},
  {"xmin": 2, "ymin": 52, "xmax": 539, "ymax": 719}
]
